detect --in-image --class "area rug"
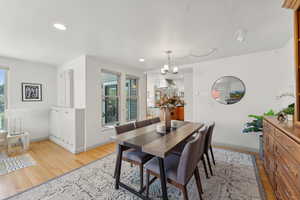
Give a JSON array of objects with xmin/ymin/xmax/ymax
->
[
  {"xmin": 0, "ymin": 153, "xmax": 36, "ymax": 176},
  {"xmin": 4, "ymin": 149, "xmax": 265, "ymax": 200}
]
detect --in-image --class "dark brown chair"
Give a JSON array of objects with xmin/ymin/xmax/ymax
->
[
  {"xmin": 150, "ymin": 117, "xmax": 161, "ymax": 124},
  {"xmin": 114, "ymin": 123, "xmax": 153, "ymax": 192},
  {"xmin": 204, "ymin": 122, "xmax": 216, "ymax": 176},
  {"xmin": 145, "ymin": 127, "xmax": 208, "ymax": 200},
  {"xmin": 115, "ymin": 123, "xmax": 135, "ymax": 134},
  {"xmin": 135, "ymin": 119, "xmax": 152, "ymax": 128}
]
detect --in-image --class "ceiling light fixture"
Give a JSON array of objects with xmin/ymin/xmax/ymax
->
[
  {"xmin": 139, "ymin": 58, "xmax": 145, "ymax": 62},
  {"xmin": 53, "ymin": 23, "xmax": 67, "ymax": 31},
  {"xmin": 160, "ymin": 50, "xmax": 179, "ymax": 75}
]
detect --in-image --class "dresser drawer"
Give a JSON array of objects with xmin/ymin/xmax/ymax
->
[
  {"xmin": 263, "ymin": 120, "xmax": 275, "ymax": 137},
  {"xmin": 275, "ymin": 162, "xmax": 300, "ymax": 200},
  {"xmin": 274, "ymin": 142, "xmax": 300, "ymax": 187},
  {"xmin": 274, "ymin": 128, "xmax": 300, "ymax": 164}
]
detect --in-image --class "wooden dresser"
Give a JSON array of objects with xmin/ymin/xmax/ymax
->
[{"xmin": 263, "ymin": 117, "xmax": 300, "ymax": 200}]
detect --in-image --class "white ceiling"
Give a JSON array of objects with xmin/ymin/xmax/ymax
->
[{"xmin": 0, "ymin": 0, "xmax": 292, "ymax": 69}]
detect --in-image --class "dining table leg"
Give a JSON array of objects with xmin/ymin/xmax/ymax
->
[
  {"xmin": 158, "ymin": 157, "xmax": 168, "ymax": 200},
  {"xmin": 115, "ymin": 144, "xmax": 123, "ymax": 190}
]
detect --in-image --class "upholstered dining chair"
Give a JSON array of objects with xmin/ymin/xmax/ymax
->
[
  {"xmin": 114, "ymin": 123, "xmax": 153, "ymax": 192},
  {"xmin": 145, "ymin": 127, "xmax": 208, "ymax": 200},
  {"xmin": 150, "ymin": 117, "xmax": 160, "ymax": 124},
  {"xmin": 171, "ymin": 126, "xmax": 211, "ymax": 179},
  {"xmin": 135, "ymin": 119, "xmax": 152, "ymax": 128},
  {"xmin": 204, "ymin": 122, "xmax": 216, "ymax": 176}
]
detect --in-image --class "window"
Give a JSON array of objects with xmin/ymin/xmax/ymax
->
[
  {"xmin": 0, "ymin": 69, "xmax": 7, "ymax": 130},
  {"xmin": 101, "ymin": 71, "xmax": 120, "ymax": 126},
  {"xmin": 126, "ymin": 76, "xmax": 138, "ymax": 121}
]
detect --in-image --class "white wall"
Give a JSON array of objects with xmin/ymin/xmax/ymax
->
[
  {"xmin": 183, "ymin": 71, "xmax": 193, "ymax": 121},
  {"xmin": 0, "ymin": 56, "xmax": 57, "ymax": 141},
  {"xmin": 58, "ymin": 55, "xmax": 147, "ymax": 150},
  {"xmin": 277, "ymin": 39, "xmax": 295, "ymax": 108},
  {"xmin": 178, "ymin": 40, "xmax": 294, "ymax": 151},
  {"xmin": 59, "ymin": 55, "xmax": 86, "ymax": 108},
  {"xmin": 85, "ymin": 56, "xmax": 147, "ymax": 149}
]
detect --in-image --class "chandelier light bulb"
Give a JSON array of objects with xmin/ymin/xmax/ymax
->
[
  {"xmin": 173, "ymin": 67, "xmax": 178, "ymax": 74},
  {"xmin": 163, "ymin": 64, "xmax": 169, "ymax": 71},
  {"xmin": 161, "ymin": 68, "xmax": 167, "ymax": 75}
]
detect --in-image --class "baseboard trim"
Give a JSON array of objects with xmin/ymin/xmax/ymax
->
[
  {"xmin": 30, "ymin": 136, "xmax": 49, "ymax": 143},
  {"xmin": 213, "ymin": 142, "xmax": 259, "ymax": 153},
  {"xmin": 85, "ymin": 139, "xmax": 113, "ymax": 151}
]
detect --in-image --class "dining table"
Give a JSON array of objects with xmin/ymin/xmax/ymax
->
[{"xmin": 111, "ymin": 121, "xmax": 204, "ymax": 200}]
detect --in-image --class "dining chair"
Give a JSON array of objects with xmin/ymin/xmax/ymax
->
[
  {"xmin": 204, "ymin": 122, "xmax": 216, "ymax": 176},
  {"xmin": 135, "ymin": 119, "xmax": 152, "ymax": 129},
  {"xmin": 171, "ymin": 126, "xmax": 210, "ymax": 179},
  {"xmin": 150, "ymin": 117, "xmax": 160, "ymax": 124},
  {"xmin": 114, "ymin": 123, "xmax": 153, "ymax": 192},
  {"xmin": 145, "ymin": 128, "xmax": 208, "ymax": 200}
]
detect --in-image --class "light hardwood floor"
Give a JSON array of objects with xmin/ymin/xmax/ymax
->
[{"xmin": 0, "ymin": 140, "xmax": 275, "ymax": 200}]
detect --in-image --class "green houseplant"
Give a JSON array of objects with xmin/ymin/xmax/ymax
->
[
  {"xmin": 243, "ymin": 109, "xmax": 276, "ymax": 160},
  {"xmin": 243, "ymin": 110, "xmax": 276, "ymax": 134},
  {"xmin": 281, "ymin": 103, "xmax": 295, "ymax": 121}
]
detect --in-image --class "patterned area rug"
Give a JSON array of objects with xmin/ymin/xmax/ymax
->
[
  {"xmin": 5, "ymin": 149, "xmax": 265, "ymax": 200},
  {"xmin": 0, "ymin": 153, "xmax": 36, "ymax": 176}
]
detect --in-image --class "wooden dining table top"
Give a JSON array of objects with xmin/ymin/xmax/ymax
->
[{"xmin": 111, "ymin": 121, "xmax": 204, "ymax": 158}]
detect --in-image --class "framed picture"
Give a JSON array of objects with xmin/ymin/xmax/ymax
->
[{"xmin": 22, "ymin": 83, "xmax": 42, "ymax": 102}]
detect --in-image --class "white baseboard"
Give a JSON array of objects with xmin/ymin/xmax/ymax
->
[
  {"xmin": 85, "ymin": 139, "xmax": 113, "ymax": 152},
  {"xmin": 30, "ymin": 136, "xmax": 49, "ymax": 142},
  {"xmin": 212, "ymin": 142, "xmax": 259, "ymax": 153}
]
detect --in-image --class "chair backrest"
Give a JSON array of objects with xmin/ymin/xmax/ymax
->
[
  {"xmin": 135, "ymin": 119, "xmax": 152, "ymax": 129},
  {"xmin": 150, "ymin": 117, "xmax": 161, "ymax": 124},
  {"xmin": 115, "ymin": 123, "xmax": 135, "ymax": 135},
  {"xmin": 177, "ymin": 126, "xmax": 208, "ymax": 185},
  {"xmin": 204, "ymin": 122, "xmax": 215, "ymax": 152}
]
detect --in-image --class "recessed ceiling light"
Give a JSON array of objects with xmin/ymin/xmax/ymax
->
[
  {"xmin": 53, "ymin": 23, "xmax": 67, "ymax": 31},
  {"xmin": 139, "ymin": 58, "xmax": 145, "ymax": 62}
]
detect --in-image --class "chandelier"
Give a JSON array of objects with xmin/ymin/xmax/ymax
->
[{"xmin": 160, "ymin": 50, "xmax": 178, "ymax": 75}]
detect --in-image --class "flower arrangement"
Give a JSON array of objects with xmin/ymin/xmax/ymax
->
[{"xmin": 156, "ymin": 95, "xmax": 185, "ymax": 109}]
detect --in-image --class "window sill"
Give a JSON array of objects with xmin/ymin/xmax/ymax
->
[{"xmin": 100, "ymin": 126, "xmax": 115, "ymax": 133}]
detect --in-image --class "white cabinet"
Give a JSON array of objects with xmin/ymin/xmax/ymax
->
[
  {"xmin": 58, "ymin": 69, "xmax": 74, "ymax": 108},
  {"xmin": 49, "ymin": 107, "xmax": 85, "ymax": 154}
]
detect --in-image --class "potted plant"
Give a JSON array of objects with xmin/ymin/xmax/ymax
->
[
  {"xmin": 281, "ymin": 103, "xmax": 295, "ymax": 121},
  {"xmin": 243, "ymin": 109, "xmax": 276, "ymax": 160}
]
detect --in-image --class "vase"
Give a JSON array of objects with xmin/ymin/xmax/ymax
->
[
  {"xmin": 287, "ymin": 114, "xmax": 294, "ymax": 121},
  {"xmin": 161, "ymin": 108, "xmax": 171, "ymax": 132}
]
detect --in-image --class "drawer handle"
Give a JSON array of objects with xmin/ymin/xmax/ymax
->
[{"xmin": 285, "ymin": 190, "xmax": 292, "ymax": 199}]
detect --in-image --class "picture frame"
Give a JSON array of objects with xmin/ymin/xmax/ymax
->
[{"xmin": 22, "ymin": 83, "xmax": 42, "ymax": 102}]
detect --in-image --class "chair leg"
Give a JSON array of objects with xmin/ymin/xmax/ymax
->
[
  {"xmin": 113, "ymin": 151, "xmax": 120, "ymax": 178},
  {"xmin": 194, "ymin": 167, "xmax": 204, "ymax": 195},
  {"xmin": 146, "ymin": 170, "xmax": 150, "ymax": 198},
  {"xmin": 210, "ymin": 146, "xmax": 216, "ymax": 165},
  {"xmin": 139, "ymin": 164, "xmax": 144, "ymax": 192},
  {"xmin": 205, "ymin": 153, "xmax": 214, "ymax": 176},
  {"xmin": 182, "ymin": 186, "xmax": 189, "ymax": 200},
  {"xmin": 202, "ymin": 156, "xmax": 209, "ymax": 179}
]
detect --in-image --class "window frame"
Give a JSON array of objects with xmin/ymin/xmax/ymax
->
[
  {"xmin": 101, "ymin": 69, "xmax": 121, "ymax": 127},
  {"xmin": 0, "ymin": 67, "xmax": 8, "ymax": 131},
  {"xmin": 125, "ymin": 75, "xmax": 139, "ymax": 122}
]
